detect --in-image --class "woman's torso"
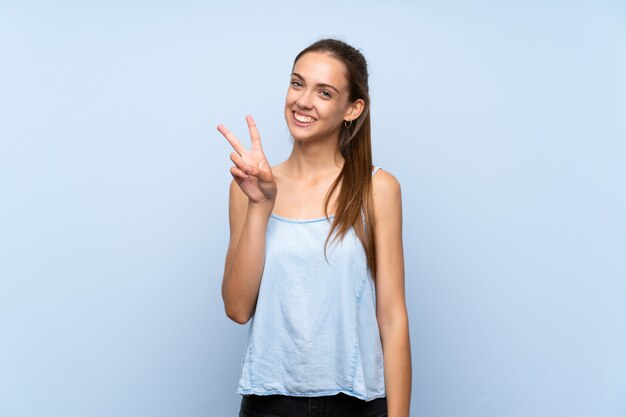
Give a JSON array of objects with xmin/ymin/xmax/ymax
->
[{"xmin": 236, "ymin": 166, "xmax": 385, "ymax": 401}]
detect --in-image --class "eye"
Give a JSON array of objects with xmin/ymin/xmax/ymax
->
[
  {"xmin": 290, "ymin": 80, "xmax": 303, "ymax": 88},
  {"xmin": 320, "ymin": 90, "xmax": 332, "ymax": 98}
]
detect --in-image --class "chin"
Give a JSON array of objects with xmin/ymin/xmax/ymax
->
[{"xmin": 288, "ymin": 130, "xmax": 314, "ymax": 143}]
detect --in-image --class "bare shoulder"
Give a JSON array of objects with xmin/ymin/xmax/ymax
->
[{"xmin": 372, "ymin": 168, "xmax": 402, "ymax": 217}]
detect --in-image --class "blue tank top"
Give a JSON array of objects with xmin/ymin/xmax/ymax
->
[{"xmin": 236, "ymin": 167, "xmax": 385, "ymax": 401}]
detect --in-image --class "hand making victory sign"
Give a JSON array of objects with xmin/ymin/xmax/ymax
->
[{"xmin": 217, "ymin": 115, "xmax": 277, "ymax": 206}]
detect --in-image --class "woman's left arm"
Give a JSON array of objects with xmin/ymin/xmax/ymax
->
[{"xmin": 372, "ymin": 170, "xmax": 412, "ymax": 417}]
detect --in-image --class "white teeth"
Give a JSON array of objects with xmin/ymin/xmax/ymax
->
[{"xmin": 294, "ymin": 113, "xmax": 316, "ymax": 123}]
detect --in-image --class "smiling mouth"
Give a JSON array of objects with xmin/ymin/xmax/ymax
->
[{"xmin": 292, "ymin": 111, "xmax": 317, "ymax": 125}]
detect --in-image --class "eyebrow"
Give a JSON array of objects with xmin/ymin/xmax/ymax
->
[{"xmin": 291, "ymin": 72, "xmax": 341, "ymax": 95}]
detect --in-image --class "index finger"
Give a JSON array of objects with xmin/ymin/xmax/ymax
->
[
  {"xmin": 217, "ymin": 124, "xmax": 247, "ymax": 155},
  {"xmin": 245, "ymin": 115, "xmax": 263, "ymax": 149}
]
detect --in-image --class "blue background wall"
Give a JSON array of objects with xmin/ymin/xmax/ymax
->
[{"xmin": 1, "ymin": 1, "xmax": 625, "ymax": 416}]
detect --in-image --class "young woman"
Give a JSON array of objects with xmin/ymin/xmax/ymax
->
[{"xmin": 218, "ymin": 39, "xmax": 411, "ymax": 417}]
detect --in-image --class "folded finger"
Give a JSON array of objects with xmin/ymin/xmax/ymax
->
[
  {"xmin": 230, "ymin": 166, "xmax": 248, "ymax": 180},
  {"xmin": 230, "ymin": 151, "xmax": 251, "ymax": 173}
]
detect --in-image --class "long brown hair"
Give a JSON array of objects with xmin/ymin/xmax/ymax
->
[{"xmin": 293, "ymin": 39, "xmax": 377, "ymax": 280}]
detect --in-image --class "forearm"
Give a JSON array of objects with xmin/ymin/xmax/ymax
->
[
  {"xmin": 222, "ymin": 201, "xmax": 272, "ymax": 323},
  {"xmin": 380, "ymin": 315, "xmax": 412, "ymax": 417}
]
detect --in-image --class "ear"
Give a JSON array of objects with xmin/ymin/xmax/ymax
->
[{"xmin": 343, "ymin": 98, "xmax": 365, "ymax": 123}]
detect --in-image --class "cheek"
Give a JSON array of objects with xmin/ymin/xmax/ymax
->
[
  {"xmin": 285, "ymin": 89, "xmax": 297, "ymax": 107},
  {"xmin": 322, "ymin": 102, "xmax": 345, "ymax": 121}
]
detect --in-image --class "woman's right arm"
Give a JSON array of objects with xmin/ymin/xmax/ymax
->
[
  {"xmin": 222, "ymin": 181, "xmax": 274, "ymax": 324},
  {"xmin": 218, "ymin": 116, "xmax": 277, "ymax": 324}
]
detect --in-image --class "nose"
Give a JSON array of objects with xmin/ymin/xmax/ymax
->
[{"xmin": 295, "ymin": 89, "xmax": 314, "ymax": 109}]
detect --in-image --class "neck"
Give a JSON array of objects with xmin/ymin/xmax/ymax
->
[{"xmin": 285, "ymin": 134, "xmax": 344, "ymax": 179}]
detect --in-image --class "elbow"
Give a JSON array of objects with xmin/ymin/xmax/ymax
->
[
  {"xmin": 221, "ymin": 278, "xmax": 255, "ymax": 324},
  {"xmin": 226, "ymin": 309, "xmax": 251, "ymax": 325},
  {"xmin": 223, "ymin": 302, "xmax": 253, "ymax": 325}
]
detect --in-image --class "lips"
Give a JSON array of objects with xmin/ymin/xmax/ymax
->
[{"xmin": 292, "ymin": 111, "xmax": 317, "ymax": 125}]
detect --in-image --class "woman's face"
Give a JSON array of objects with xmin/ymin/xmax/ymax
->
[{"xmin": 285, "ymin": 51, "xmax": 355, "ymax": 143}]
